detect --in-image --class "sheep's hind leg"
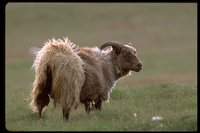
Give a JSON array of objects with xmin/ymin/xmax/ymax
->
[
  {"xmin": 36, "ymin": 94, "xmax": 50, "ymax": 119},
  {"xmin": 36, "ymin": 66, "xmax": 52, "ymax": 119},
  {"xmin": 62, "ymin": 107, "xmax": 70, "ymax": 121},
  {"xmin": 37, "ymin": 104, "xmax": 43, "ymax": 119}
]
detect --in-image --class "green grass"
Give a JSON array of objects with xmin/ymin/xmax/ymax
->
[
  {"xmin": 6, "ymin": 69, "xmax": 197, "ymax": 131},
  {"xmin": 5, "ymin": 3, "xmax": 197, "ymax": 131}
]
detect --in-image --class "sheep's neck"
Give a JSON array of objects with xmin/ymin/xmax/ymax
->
[
  {"xmin": 110, "ymin": 53, "xmax": 130, "ymax": 80},
  {"xmin": 115, "ymin": 66, "xmax": 130, "ymax": 79}
]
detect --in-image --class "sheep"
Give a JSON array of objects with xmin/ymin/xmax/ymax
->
[{"xmin": 28, "ymin": 37, "xmax": 143, "ymax": 121}]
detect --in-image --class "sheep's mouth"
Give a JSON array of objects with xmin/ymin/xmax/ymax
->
[{"xmin": 132, "ymin": 67, "xmax": 142, "ymax": 72}]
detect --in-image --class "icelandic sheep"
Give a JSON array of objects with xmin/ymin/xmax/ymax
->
[{"xmin": 28, "ymin": 37, "xmax": 143, "ymax": 121}]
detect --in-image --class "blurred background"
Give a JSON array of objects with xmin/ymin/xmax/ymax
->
[{"xmin": 6, "ymin": 3, "xmax": 197, "ymax": 87}]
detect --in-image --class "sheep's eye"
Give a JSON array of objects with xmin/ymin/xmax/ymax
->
[
  {"xmin": 123, "ymin": 53, "xmax": 132, "ymax": 61},
  {"xmin": 122, "ymin": 50, "xmax": 129, "ymax": 56}
]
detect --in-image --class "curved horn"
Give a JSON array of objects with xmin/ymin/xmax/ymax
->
[{"xmin": 100, "ymin": 41, "xmax": 124, "ymax": 50}]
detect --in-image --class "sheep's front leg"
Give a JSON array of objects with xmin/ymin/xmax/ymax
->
[
  {"xmin": 95, "ymin": 99, "xmax": 102, "ymax": 110},
  {"xmin": 84, "ymin": 101, "xmax": 94, "ymax": 114}
]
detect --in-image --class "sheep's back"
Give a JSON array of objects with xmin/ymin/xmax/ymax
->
[{"xmin": 78, "ymin": 47, "xmax": 116, "ymax": 102}]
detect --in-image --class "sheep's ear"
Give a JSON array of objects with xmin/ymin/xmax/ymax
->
[
  {"xmin": 112, "ymin": 46, "xmax": 122, "ymax": 54},
  {"xmin": 127, "ymin": 42, "xmax": 132, "ymax": 46}
]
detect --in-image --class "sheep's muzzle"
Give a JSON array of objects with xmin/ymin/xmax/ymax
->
[{"xmin": 133, "ymin": 61, "xmax": 143, "ymax": 72}]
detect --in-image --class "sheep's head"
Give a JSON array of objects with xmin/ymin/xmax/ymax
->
[{"xmin": 100, "ymin": 41, "xmax": 143, "ymax": 73}]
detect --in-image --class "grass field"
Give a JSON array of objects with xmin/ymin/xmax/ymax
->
[{"xmin": 5, "ymin": 3, "xmax": 197, "ymax": 131}]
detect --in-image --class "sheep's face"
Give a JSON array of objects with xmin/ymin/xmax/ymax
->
[{"xmin": 118, "ymin": 45, "xmax": 143, "ymax": 72}]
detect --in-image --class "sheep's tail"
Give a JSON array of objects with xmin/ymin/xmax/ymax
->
[{"xmin": 28, "ymin": 37, "xmax": 85, "ymax": 114}]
